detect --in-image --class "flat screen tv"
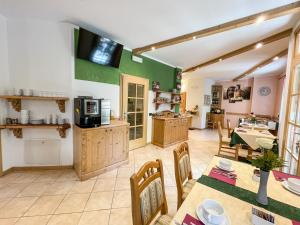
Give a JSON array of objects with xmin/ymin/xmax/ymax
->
[{"xmin": 77, "ymin": 28, "xmax": 123, "ymax": 68}]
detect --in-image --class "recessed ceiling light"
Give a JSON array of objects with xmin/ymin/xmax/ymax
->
[
  {"xmin": 256, "ymin": 16, "xmax": 265, "ymax": 24},
  {"xmin": 273, "ymin": 56, "xmax": 279, "ymax": 61},
  {"xmin": 218, "ymin": 58, "xmax": 223, "ymax": 62},
  {"xmin": 193, "ymin": 36, "xmax": 196, "ymax": 40},
  {"xmin": 151, "ymin": 47, "xmax": 156, "ymax": 51},
  {"xmin": 255, "ymin": 42, "xmax": 263, "ymax": 49}
]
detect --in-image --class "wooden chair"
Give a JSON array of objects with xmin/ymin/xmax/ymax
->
[
  {"xmin": 226, "ymin": 119, "xmax": 233, "ymax": 138},
  {"xmin": 130, "ymin": 159, "xmax": 172, "ymax": 225},
  {"xmin": 173, "ymin": 142, "xmax": 196, "ymax": 209},
  {"xmin": 206, "ymin": 112, "xmax": 215, "ymax": 129},
  {"xmin": 217, "ymin": 121, "xmax": 239, "ymax": 161}
]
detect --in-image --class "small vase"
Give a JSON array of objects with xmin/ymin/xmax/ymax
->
[{"xmin": 256, "ymin": 170, "xmax": 270, "ymax": 205}]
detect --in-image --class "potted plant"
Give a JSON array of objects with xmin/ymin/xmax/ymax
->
[{"xmin": 252, "ymin": 139, "xmax": 285, "ymax": 205}]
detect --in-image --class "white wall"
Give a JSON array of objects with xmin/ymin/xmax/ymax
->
[
  {"xmin": 1, "ymin": 19, "xmax": 74, "ymax": 169},
  {"xmin": 183, "ymin": 77, "xmax": 214, "ymax": 129},
  {"xmin": 0, "ymin": 14, "xmax": 12, "ymax": 170}
]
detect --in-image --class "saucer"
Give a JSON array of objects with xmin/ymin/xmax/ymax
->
[
  {"xmin": 216, "ymin": 164, "xmax": 234, "ymax": 172},
  {"xmin": 196, "ymin": 205, "xmax": 230, "ymax": 225},
  {"xmin": 281, "ymin": 181, "xmax": 300, "ymax": 196}
]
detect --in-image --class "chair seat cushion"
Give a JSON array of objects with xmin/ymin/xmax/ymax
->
[
  {"xmin": 154, "ymin": 214, "xmax": 173, "ymax": 225},
  {"xmin": 182, "ymin": 179, "xmax": 196, "ymax": 200}
]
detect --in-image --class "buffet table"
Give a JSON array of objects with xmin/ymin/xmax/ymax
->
[{"xmin": 171, "ymin": 156, "xmax": 300, "ymax": 225}]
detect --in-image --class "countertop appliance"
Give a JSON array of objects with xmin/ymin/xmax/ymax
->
[
  {"xmin": 74, "ymin": 97, "xmax": 101, "ymax": 128},
  {"xmin": 100, "ymin": 99, "xmax": 111, "ymax": 125},
  {"xmin": 74, "ymin": 97, "xmax": 111, "ymax": 128}
]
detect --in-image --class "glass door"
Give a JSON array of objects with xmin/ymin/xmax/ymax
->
[
  {"xmin": 121, "ymin": 74, "xmax": 149, "ymax": 150},
  {"xmin": 283, "ymin": 31, "xmax": 300, "ymax": 175}
]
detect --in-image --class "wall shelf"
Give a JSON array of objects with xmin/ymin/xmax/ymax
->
[
  {"xmin": 153, "ymin": 91, "xmax": 181, "ymax": 110},
  {"xmin": 0, "ymin": 95, "xmax": 69, "ymax": 113},
  {"xmin": 1, "ymin": 124, "xmax": 71, "ymax": 138},
  {"xmin": 153, "ymin": 102, "xmax": 181, "ymax": 110}
]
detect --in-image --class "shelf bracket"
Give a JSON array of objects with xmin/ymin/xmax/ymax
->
[
  {"xmin": 10, "ymin": 128, "xmax": 22, "ymax": 138},
  {"xmin": 56, "ymin": 100, "xmax": 66, "ymax": 113},
  {"xmin": 7, "ymin": 99, "xmax": 21, "ymax": 112},
  {"xmin": 57, "ymin": 127, "xmax": 67, "ymax": 138}
]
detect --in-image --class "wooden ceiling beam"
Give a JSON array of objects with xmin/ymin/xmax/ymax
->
[
  {"xmin": 232, "ymin": 49, "xmax": 288, "ymax": 81},
  {"xmin": 132, "ymin": 2, "xmax": 300, "ymax": 55},
  {"xmin": 183, "ymin": 29, "xmax": 292, "ymax": 73}
]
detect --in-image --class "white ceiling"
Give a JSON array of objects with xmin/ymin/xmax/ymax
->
[{"xmin": 0, "ymin": 0, "xmax": 299, "ymax": 81}]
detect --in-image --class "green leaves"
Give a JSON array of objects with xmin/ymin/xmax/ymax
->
[{"xmin": 251, "ymin": 150, "xmax": 285, "ymax": 172}]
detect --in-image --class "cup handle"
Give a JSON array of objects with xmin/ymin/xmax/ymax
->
[{"xmin": 207, "ymin": 214, "xmax": 212, "ymax": 223}]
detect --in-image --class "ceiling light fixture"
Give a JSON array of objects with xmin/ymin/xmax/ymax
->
[
  {"xmin": 256, "ymin": 16, "xmax": 265, "ymax": 24},
  {"xmin": 151, "ymin": 47, "xmax": 156, "ymax": 51},
  {"xmin": 255, "ymin": 42, "xmax": 263, "ymax": 49},
  {"xmin": 273, "ymin": 56, "xmax": 279, "ymax": 61},
  {"xmin": 218, "ymin": 58, "xmax": 223, "ymax": 62},
  {"xmin": 193, "ymin": 36, "xmax": 196, "ymax": 40}
]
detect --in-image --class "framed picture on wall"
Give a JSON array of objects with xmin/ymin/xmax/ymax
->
[{"xmin": 204, "ymin": 95, "xmax": 211, "ymax": 105}]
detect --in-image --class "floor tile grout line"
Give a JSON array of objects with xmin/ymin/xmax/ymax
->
[{"xmin": 75, "ymin": 179, "xmax": 97, "ymax": 225}]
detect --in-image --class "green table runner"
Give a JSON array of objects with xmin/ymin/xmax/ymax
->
[{"xmin": 197, "ymin": 175, "xmax": 300, "ymax": 221}]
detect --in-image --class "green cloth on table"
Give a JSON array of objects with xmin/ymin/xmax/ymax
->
[
  {"xmin": 197, "ymin": 175, "xmax": 300, "ymax": 221},
  {"xmin": 229, "ymin": 131, "xmax": 247, "ymax": 147}
]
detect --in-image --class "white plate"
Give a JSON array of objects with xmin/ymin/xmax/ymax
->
[
  {"xmin": 281, "ymin": 181, "xmax": 300, "ymax": 195},
  {"xmin": 196, "ymin": 205, "xmax": 230, "ymax": 225},
  {"xmin": 216, "ymin": 164, "xmax": 234, "ymax": 172}
]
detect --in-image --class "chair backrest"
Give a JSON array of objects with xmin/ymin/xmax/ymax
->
[
  {"xmin": 217, "ymin": 121, "xmax": 223, "ymax": 141},
  {"xmin": 173, "ymin": 143, "xmax": 193, "ymax": 199},
  {"xmin": 227, "ymin": 119, "xmax": 231, "ymax": 138},
  {"xmin": 130, "ymin": 159, "xmax": 168, "ymax": 225}
]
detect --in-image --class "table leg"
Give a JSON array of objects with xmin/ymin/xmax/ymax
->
[{"xmin": 247, "ymin": 147, "xmax": 253, "ymax": 160}]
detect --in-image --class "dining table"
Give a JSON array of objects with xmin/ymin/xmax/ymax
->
[
  {"xmin": 230, "ymin": 127, "xmax": 278, "ymax": 159},
  {"xmin": 170, "ymin": 156, "xmax": 300, "ymax": 225},
  {"xmin": 239, "ymin": 122, "xmax": 269, "ymax": 130}
]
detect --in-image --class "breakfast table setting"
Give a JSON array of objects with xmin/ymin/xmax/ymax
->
[{"xmin": 171, "ymin": 156, "xmax": 300, "ymax": 225}]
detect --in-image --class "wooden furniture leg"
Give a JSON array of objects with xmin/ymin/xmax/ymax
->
[{"xmin": 247, "ymin": 147, "xmax": 253, "ymax": 160}]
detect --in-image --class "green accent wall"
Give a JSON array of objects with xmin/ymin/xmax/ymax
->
[{"xmin": 74, "ymin": 29, "xmax": 180, "ymax": 92}]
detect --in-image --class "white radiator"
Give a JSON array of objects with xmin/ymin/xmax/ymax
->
[{"xmin": 24, "ymin": 139, "xmax": 61, "ymax": 165}]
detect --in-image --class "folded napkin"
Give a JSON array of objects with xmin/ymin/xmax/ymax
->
[
  {"xmin": 293, "ymin": 220, "xmax": 300, "ymax": 225},
  {"xmin": 208, "ymin": 168, "xmax": 236, "ymax": 186},
  {"xmin": 272, "ymin": 170, "xmax": 300, "ymax": 181},
  {"xmin": 182, "ymin": 214, "xmax": 204, "ymax": 225}
]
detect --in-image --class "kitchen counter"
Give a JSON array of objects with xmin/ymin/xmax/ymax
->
[{"xmin": 73, "ymin": 120, "xmax": 129, "ymax": 180}]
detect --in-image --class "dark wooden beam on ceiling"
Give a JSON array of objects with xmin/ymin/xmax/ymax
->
[
  {"xmin": 232, "ymin": 48, "xmax": 288, "ymax": 81},
  {"xmin": 132, "ymin": 2, "xmax": 300, "ymax": 55},
  {"xmin": 183, "ymin": 29, "xmax": 292, "ymax": 73}
]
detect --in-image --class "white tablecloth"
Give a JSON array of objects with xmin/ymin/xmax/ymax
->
[{"xmin": 235, "ymin": 127, "xmax": 276, "ymax": 150}]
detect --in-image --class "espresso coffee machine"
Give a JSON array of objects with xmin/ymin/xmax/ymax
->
[{"xmin": 74, "ymin": 97, "xmax": 111, "ymax": 128}]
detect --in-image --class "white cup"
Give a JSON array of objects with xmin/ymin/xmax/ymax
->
[
  {"xmin": 57, "ymin": 116, "xmax": 63, "ymax": 125},
  {"xmin": 45, "ymin": 115, "xmax": 51, "ymax": 124},
  {"xmin": 15, "ymin": 89, "xmax": 22, "ymax": 96},
  {"xmin": 51, "ymin": 114, "xmax": 57, "ymax": 124},
  {"xmin": 219, "ymin": 159, "xmax": 232, "ymax": 170},
  {"xmin": 202, "ymin": 199, "xmax": 225, "ymax": 224}
]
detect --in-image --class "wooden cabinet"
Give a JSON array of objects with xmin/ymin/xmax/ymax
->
[
  {"xmin": 208, "ymin": 113, "xmax": 224, "ymax": 128},
  {"xmin": 152, "ymin": 117, "xmax": 189, "ymax": 148},
  {"xmin": 74, "ymin": 120, "xmax": 129, "ymax": 181}
]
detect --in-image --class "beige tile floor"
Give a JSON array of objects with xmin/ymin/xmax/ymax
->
[{"xmin": 0, "ymin": 129, "xmax": 232, "ymax": 225}]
